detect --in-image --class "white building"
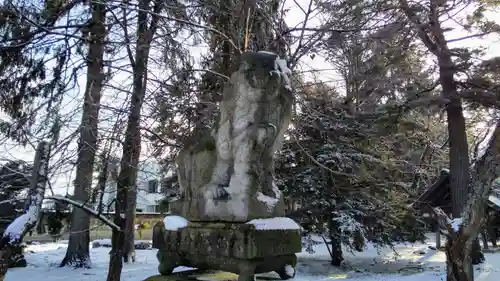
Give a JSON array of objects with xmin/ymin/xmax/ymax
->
[{"xmin": 100, "ymin": 160, "xmax": 166, "ymax": 213}]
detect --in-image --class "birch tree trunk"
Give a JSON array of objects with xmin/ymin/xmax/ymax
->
[
  {"xmin": 0, "ymin": 141, "xmax": 51, "ymax": 281},
  {"xmin": 61, "ymin": 0, "xmax": 107, "ymax": 268}
]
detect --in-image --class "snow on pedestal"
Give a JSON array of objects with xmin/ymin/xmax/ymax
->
[
  {"xmin": 284, "ymin": 264, "xmax": 295, "ymax": 276},
  {"xmin": 163, "ymin": 215, "xmax": 189, "ymax": 231},
  {"xmin": 246, "ymin": 217, "xmax": 301, "ymax": 230}
]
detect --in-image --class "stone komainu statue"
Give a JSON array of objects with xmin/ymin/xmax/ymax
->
[
  {"xmin": 154, "ymin": 52, "xmax": 301, "ymax": 281},
  {"xmin": 171, "ymin": 51, "xmax": 294, "ymax": 222}
]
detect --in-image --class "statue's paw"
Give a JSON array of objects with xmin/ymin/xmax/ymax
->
[
  {"xmin": 204, "ymin": 183, "xmax": 231, "ymax": 201},
  {"xmin": 212, "ymin": 185, "xmax": 230, "ymax": 200}
]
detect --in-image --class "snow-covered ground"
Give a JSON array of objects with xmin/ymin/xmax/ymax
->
[{"xmin": 6, "ymin": 234, "xmax": 500, "ymax": 281}]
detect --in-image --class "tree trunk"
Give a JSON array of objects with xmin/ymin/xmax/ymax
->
[
  {"xmin": 438, "ymin": 37, "xmax": 473, "ymax": 281},
  {"xmin": 0, "ymin": 141, "xmax": 51, "ymax": 280},
  {"xmin": 106, "ymin": 201, "xmax": 126, "ymax": 281},
  {"xmin": 93, "ymin": 152, "xmax": 109, "ymax": 213},
  {"xmin": 429, "ymin": 6, "xmax": 470, "ymax": 220},
  {"xmin": 445, "ymin": 235, "xmax": 474, "ymax": 281},
  {"xmin": 488, "ymin": 226, "xmax": 498, "ymax": 247},
  {"xmin": 330, "ymin": 236, "xmax": 343, "ymax": 266},
  {"xmin": 480, "ymin": 231, "xmax": 488, "ymax": 250},
  {"xmin": 399, "ymin": 1, "xmax": 474, "ymax": 279},
  {"xmin": 436, "ymin": 229, "xmax": 442, "ymax": 249},
  {"xmin": 0, "ymin": 247, "xmax": 11, "ymax": 280},
  {"xmin": 471, "ymin": 238, "xmax": 484, "ymax": 265},
  {"xmin": 117, "ymin": 0, "xmax": 162, "ymax": 263},
  {"xmin": 119, "ymin": 10, "xmax": 146, "ymax": 265},
  {"xmin": 61, "ymin": 0, "xmax": 106, "ymax": 268},
  {"xmin": 435, "ymin": 122, "xmax": 500, "ymax": 281},
  {"xmin": 328, "ymin": 214, "xmax": 343, "ymax": 266},
  {"xmin": 487, "ymin": 210, "xmax": 498, "ymax": 247},
  {"xmin": 441, "ymin": 68, "xmax": 470, "ymax": 220},
  {"xmin": 123, "ymin": 189, "xmax": 137, "ymax": 263}
]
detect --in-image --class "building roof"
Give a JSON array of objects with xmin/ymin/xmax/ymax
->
[
  {"xmin": 412, "ymin": 169, "xmax": 500, "ymax": 213},
  {"xmin": 412, "ymin": 169, "xmax": 452, "ymax": 212}
]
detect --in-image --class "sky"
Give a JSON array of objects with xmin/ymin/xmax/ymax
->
[
  {"xmin": 0, "ymin": 0, "xmax": 499, "ymax": 195},
  {"xmin": 286, "ymin": 0, "xmax": 500, "ymax": 80}
]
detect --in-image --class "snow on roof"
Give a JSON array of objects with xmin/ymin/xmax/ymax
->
[{"xmin": 246, "ymin": 217, "xmax": 301, "ymax": 230}]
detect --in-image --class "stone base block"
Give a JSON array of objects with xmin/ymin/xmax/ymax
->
[{"xmin": 152, "ymin": 220, "xmax": 301, "ymax": 281}]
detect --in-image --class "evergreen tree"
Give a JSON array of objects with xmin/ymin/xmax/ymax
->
[{"xmin": 277, "ymin": 81, "xmax": 446, "ymax": 264}]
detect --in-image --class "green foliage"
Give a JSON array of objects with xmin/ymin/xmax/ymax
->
[
  {"xmin": 0, "ymin": 1, "xmax": 83, "ymax": 143},
  {"xmin": 277, "ymin": 82, "xmax": 447, "ymax": 251},
  {"xmin": 0, "ymin": 160, "xmax": 32, "ymax": 203},
  {"xmin": 0, "ymin": 161, "xmax": 32, "ymax": 222},
  {"xmin": 149, "ymin": 0, "xmax": 291, "ymax": 164}
]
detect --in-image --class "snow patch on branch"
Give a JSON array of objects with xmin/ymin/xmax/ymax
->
[
  {"xmin": 432, "ymin": 207, "xmax": 460, "ymax": 235},
  {"xmin": 333, "ymin": 211, "xmax": 364, "ymax": 233},
  {"xmin": 2, "ymin": 141, "xmax": 50, "ymax": 245},
  {"xmin": 0, "ymin": 198, "xmax": 21, "ymax": 206},
  {"xmin": 474, "ymin": 128, "xmax": 495, "ymax": 162},
  {"xmin": 450, "ymin": 218, "xmax": 462, "ymax": 232},
  {"xmin": 256, "ymin": 183, "xmax": 281, "ymax": 212},
  {"xmin": 4, "ymin": 214, "xmax": 31, "ymax": 242}
]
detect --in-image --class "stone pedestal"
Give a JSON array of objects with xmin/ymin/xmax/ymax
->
[
  {"xmin": 153, "ymin": 51, "xmax": 300, "ymax": 280},
  {"xmin": 152, "ymin": 219, "xmax": 301, "ymax": 281}
]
